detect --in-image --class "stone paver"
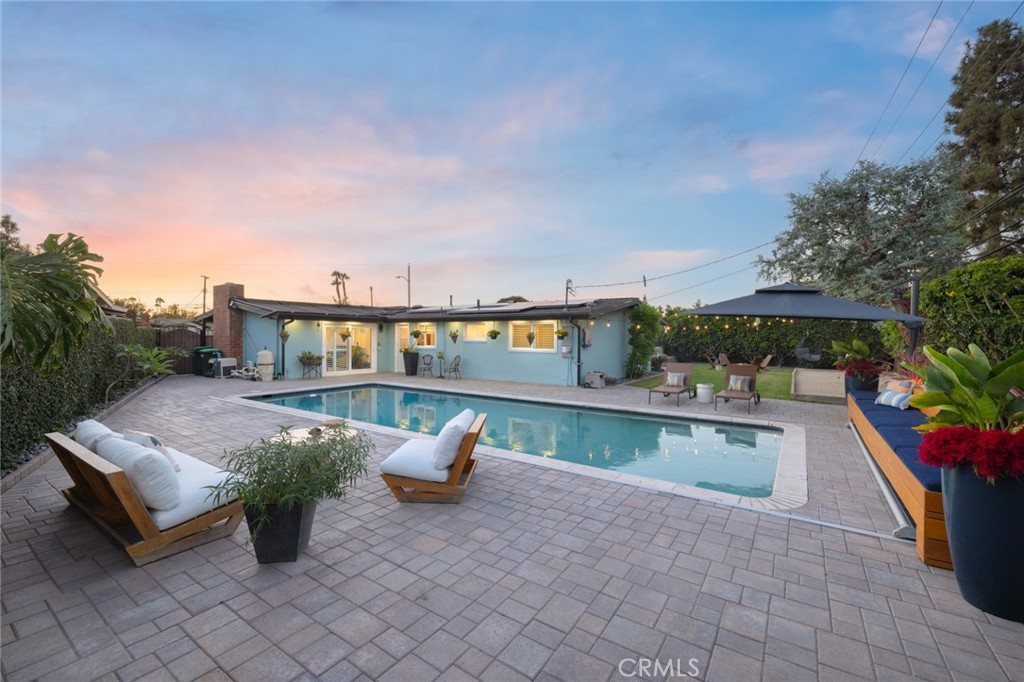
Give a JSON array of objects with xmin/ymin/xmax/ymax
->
[{"xmin": 2, "ymin": 374, "xmax": 1022, "ymax": 681}]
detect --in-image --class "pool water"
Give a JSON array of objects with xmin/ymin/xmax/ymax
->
[{"xmin": 248, "ymin": 384, "xmax": 783, "ymax": 497}]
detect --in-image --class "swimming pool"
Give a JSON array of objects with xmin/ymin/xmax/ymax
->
[{"xmin": 246, "ymin": 384, "xmax": 784, "ymax": 498}]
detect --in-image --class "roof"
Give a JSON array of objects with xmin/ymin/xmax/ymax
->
[
  {"xmin": 197, "ymin": 297, "xmax": 641, "ymax": 323},
  {"xmin": 391, "ymin": 298, "xmax": 640, "ymax": 322},
  {"xmin": 685, "ymin": 283, "xmax": 927, "ymax": 324}
]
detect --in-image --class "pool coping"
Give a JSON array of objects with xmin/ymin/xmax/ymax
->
[{"xmin": 217, "ymin": 379, "xmax": 809, "ymax": 512}]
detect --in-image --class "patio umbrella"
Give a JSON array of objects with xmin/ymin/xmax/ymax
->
[{"xmin": 684, "ymin": 282, "xmax": 927, "ymax": 324}]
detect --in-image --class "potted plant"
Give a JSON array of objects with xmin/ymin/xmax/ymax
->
[
  {"xmin": 297, "ymin": 350, "xmax": 323, "ymax": 368},
  {"xmin": 449, "ymin": 329, "xmax": 459, "ymax": 343},
  {"xmin": 279, "ymin": 329, "xmax": 290, "ymax": 342},
  {"xmin": 555, "ymin": 328, "xmax": 569, "ymax": 340},
  {"xmin": 526, "ymin": 331, "xmax": 536, "ymax": 346},
  {"xmin": 486, "ymin": 329, "xmax": 501, "ymax": 340},
  {"xmin": 401, "ymin": 346, "xmax": 419, "ymax": 376},
  {"xmin": 832, "ymin": 338, "xmax": 886, "ymax": 392},
  {"xmin": 208, "ymin": 423, "xmax": 372, "ymax": 563},
  {"xmin": 909, "ymin": 344, "xmax": 1024, "ymax": 622}
]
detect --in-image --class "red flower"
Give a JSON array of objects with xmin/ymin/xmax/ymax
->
[{"xmin": 919, "ymin": 426, "xmax": 1024, "ymax": 482}]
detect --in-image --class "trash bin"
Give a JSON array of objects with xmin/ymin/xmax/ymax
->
[
  {"xmin": 192, "ymin": 346, "xmax": 215, "ymax": 376},
  {"xmin": 192, "ymin": 347, "xmax": 221, "ymax": 377}
]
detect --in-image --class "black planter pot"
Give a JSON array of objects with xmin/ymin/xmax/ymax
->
[
  {"xmin": 403, "ymin": 352, "xmax": 419, "ymax": 376},
  {"xmin": 844, "ymin": 375, "xmax": 879, "ymax": 393},
  {"xmin": 245, "ymin": 502, "xmax": 316, "ymax": 563},
  {"xmin": 942, "ymin": 465, "xmax": 1024, "ymax": 622}
]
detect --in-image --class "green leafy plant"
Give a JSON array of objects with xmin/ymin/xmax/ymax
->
[
  {"xmin": 832, "ymin": 337, "xmax": 887, "ymax": 382},
  {"xmin": 525, "ymin": 331, "xmax": 536, "ymax": 346},
  {"xmin": 909, "ymin": 344, "xmax": 1024, "ymax": 433},
  {"xmin": 555, "ymin": 328, "xmax": 569, "ymax": 339},
  {"xmin": 297, "ymin": 350, "xmax": 323, "ymax": 366},
  {"xmin": 207, "ymin": 423, "xmax": 372, "ymax": 538},
  {"xmin": 105, "ymin": 343, "xmax": 184, "ymax": 402},
  {"xmin": 486, "ymin": 329, "xmax": 501, "ymax": 340}
]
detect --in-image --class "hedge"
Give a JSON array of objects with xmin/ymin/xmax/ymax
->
[{"xmin": 1, "ymin": 319, "xmax": 157, "ymax": 473}]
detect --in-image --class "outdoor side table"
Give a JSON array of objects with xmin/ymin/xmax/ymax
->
[{"xmin": 696, "ymin": 383, "xmax": 714, "ymax": 403}]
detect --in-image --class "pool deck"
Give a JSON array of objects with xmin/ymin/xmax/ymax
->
[{"xmin": 2, "ymin": 374, "xmax": 1022, "ymax": 681}]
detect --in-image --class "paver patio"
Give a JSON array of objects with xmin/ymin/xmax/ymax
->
[{"xmin": 2, "ymin": 374, "xmax": 1021, "ymax": 681}]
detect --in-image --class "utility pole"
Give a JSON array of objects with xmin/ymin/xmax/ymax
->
[
  {"xmin": 369, "ymin": 286, "xmax": 374, "ymax": 306},
  {"xmin": 395, "ymin": 263, "xmax": 411, "ymax": 307},
  {"xmin": 201, "ymin": 275, "xmax": 209, "ymax": 314}
]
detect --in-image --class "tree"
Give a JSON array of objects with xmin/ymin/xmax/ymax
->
[
  {"xmin": 331, "ymin": 271, "xmax": 350, "ymax": 305},
  {"xmin": 625, "ymin": 302, "xmax": 662, "ymax": 379},
  {"xmin": 1, "ymin": 232, "xmax": 111, "ymax": 371},
  {"xmin": 944, "ymin": 19, "xmax": 1024, "ymax": 258},
  {"xmin": 0, "ymin": 214, "xmax": 28, "ymax": 256},
  {"xmin": 757, "ymin": 156, "xmax": 966, "ymax": 310},
  {"xmin": 114, "ymin": 296, "xmax": 148, "ymax": 320},
  {"xmin": 497, "ymin": 295, "xmax": 528, "ymax": 303}
]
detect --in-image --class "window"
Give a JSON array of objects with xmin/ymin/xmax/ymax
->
[
  {"xmin": 412, "ymin": 322, "xmax": 436, "ymax": 348},
  {"xmin": 465, "ymin": 322, "xmax": 487, "ymax": 342},
  {"xmin": 511, "ymin": 321, "xmax": 556, "ymax": 351}
]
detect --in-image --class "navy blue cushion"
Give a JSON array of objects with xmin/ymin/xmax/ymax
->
[
  {"xmin": 851, "ymin": 394, "xmax": 940, "ymax": 491},
  {"xmin": 894, "ymin": 446, "xmax": 943, "ymax": 492}
]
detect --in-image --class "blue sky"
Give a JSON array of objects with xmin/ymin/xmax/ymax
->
[{"xmin": 3, "ymin": 1, "xmax": 1019, "ymax": 312}]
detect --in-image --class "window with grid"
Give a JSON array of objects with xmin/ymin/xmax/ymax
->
[
  {"xmin": 510, "ymin": 321, "xmax": 556, "ymax": 351},
  {"xmin": 413, "ymin": 323, "xmax": 436, "ymax": 348}
]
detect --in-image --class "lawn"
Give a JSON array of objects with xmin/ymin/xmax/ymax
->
[{"xmin": 631, "ymin": 366, "xmax": 794, "ymax": 400}]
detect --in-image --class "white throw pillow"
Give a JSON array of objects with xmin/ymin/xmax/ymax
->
[
  {"xmin": 74, "ymin": 420, "xmax": 122, "ymax": 452},
  {"xmin": 96, "ymin": 438, "xmax": 181, "ymax": 510},
  {"xmin": 728, "ymin": 375, "xmax": 751, "ymax": 392},
  {"xmin": 123, "ymin": 429, "xmax": 181, "ymax": 472},
  {"xmin": 432, "ymin": 409, "xmax": 475, "ymax": 470},
  {"xmin": 666, "ymin": 372, "xmax": 685, "ymax": 387}
]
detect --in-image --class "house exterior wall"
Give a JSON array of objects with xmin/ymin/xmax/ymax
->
[{"xmin": 235, "ymin": 309, "xmax": 632, "ymax": 386}]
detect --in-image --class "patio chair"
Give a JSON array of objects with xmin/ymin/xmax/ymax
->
[
  {"xmin": 446, "ymin": 355, "xmax": 462, "ymax": 379},
  {"xmin": 715, "ymin": 363, "xmax": 760, "ymax": 413},
  {"xmin": 795, "ymin": 337, "xmax": 822, "ymax": 363},
  {"xmin": 757, "ymin": 354, "xmax": 774, "ymax": 371},
  {"xmin": 718, "ymin": 352, "xmax": 731, "ymax": 368},
  {"xmin": 419, "ymin": 354, "xmax": 434, "ymax": 377},
  {"xmin": 380, "ymin": 412, "xmax": 486, "ymax": 503},
  {"xmin": 648, "ymin": 362, "xmax": 696, "ymax": 406}
]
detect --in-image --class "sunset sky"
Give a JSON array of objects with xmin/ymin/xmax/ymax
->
[{"xmin": 3, "ymin": 2, "xmax": 1018, "ymax": 313}]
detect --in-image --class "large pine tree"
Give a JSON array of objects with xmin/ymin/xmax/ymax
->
[{"xmin": 944, "ymin": 19, "xmax": 1024, "ymax": 258}]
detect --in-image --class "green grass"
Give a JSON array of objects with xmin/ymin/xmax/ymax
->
[{"xmin": 631, "ymin": 366, "xmax": 794, "ymax": 401}]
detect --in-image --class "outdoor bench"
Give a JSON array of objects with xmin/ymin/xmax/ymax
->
[
  {"xmin": 46, "ymin": 421, "xmax": 244, "ymax": 566},
  {"xmin": 846, "ymin": 391, "xmax": 950, "ymax": 569}
]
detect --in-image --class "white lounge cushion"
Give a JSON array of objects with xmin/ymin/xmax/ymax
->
[
  {"xmin": 433, "ymin": 409, "xmax": 475, "ymax": 470},
  {"xmin": 151, "ymin": 448, "xmax": 235, "ymax": 530},
  {"xmin": 381, "ymin": 439, "xmax": 449, "ymax": 483},
  {"xmin": 123, "ymin": 429, "xmax": 181, "ymax": 472},
  {"xmin": 75, "ymin": 420, "xmax": 122, "ymax": 451},
  {"xmin": 96, "ymin": 438, "xmax": 181, "ymax": 511}
]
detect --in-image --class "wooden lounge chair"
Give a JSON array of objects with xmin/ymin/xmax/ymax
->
[
  {"xmin": 380, "ymin": 412, "xmax": 486, "ymax": 503},
  {"xmin": 718, "ymin": 352, "xmax": 731, "ymax": 368},
  {"xmin": 753, "ymin": 354, "xmax": 774, "ymax": 371},
  {"xmin": 648, "ymin": 362, "xmax": 696, "ymax": 406},
  {"xmin": 45, "ymin": 432, "xmax": 244, "ymax": 566},
  {"xmin": 715, "ymin": 363, "xmax": 760, "ymax": 413}
]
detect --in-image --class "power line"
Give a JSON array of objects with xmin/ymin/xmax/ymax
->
[
  {"xmin": 575, "ymin": 241, "xmax": 773, "ymax": 289},
  {"xmin": 647, "ymin": 265, "xmax": 758, "ymax": 302},
  {"xmin": 869, "ymin": 2, "xmax": 974, "ymax": 161},
  {"xmin": 853, "ymin": 1, "xmax": 945, "ymax": 169},
  {"xmin": 896, "ymin": 0, "xmax": 1024, "ymax": 165}
]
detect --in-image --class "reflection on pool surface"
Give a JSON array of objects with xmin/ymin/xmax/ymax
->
[{"xmin": 248, "ymin": 384, "xmax": 783, "ymax": 497}]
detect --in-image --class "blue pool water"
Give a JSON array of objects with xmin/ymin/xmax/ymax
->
[{"xmin": 248, "ymin": 384, "xmax": 783, "ymax": 497}]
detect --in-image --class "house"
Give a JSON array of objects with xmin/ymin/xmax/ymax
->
[{"xmin": 204, "ymin": 283, "xmax": 640, "ymax": 386}]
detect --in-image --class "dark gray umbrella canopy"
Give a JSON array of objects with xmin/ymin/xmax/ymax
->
[{"xmin": 685, "ymin": 283, "xmax": 927, "ymax": 324}]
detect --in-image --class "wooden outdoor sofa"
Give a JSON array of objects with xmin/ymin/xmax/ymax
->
[
  {"xmin": 380, "ymin": 411, "xmax": 487, "ymax": 503},
  {"xmin": 46, "ymin": 423, "xmax": 244, "ymax": 566},
  {"xmin": 846, "ymin": 392, "xmax": 950, "ymax": 569}
]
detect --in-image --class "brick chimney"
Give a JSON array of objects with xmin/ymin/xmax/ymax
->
[{"xmin": 212, "ymin": 283, "xmax": 245, "ymax": 361}]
